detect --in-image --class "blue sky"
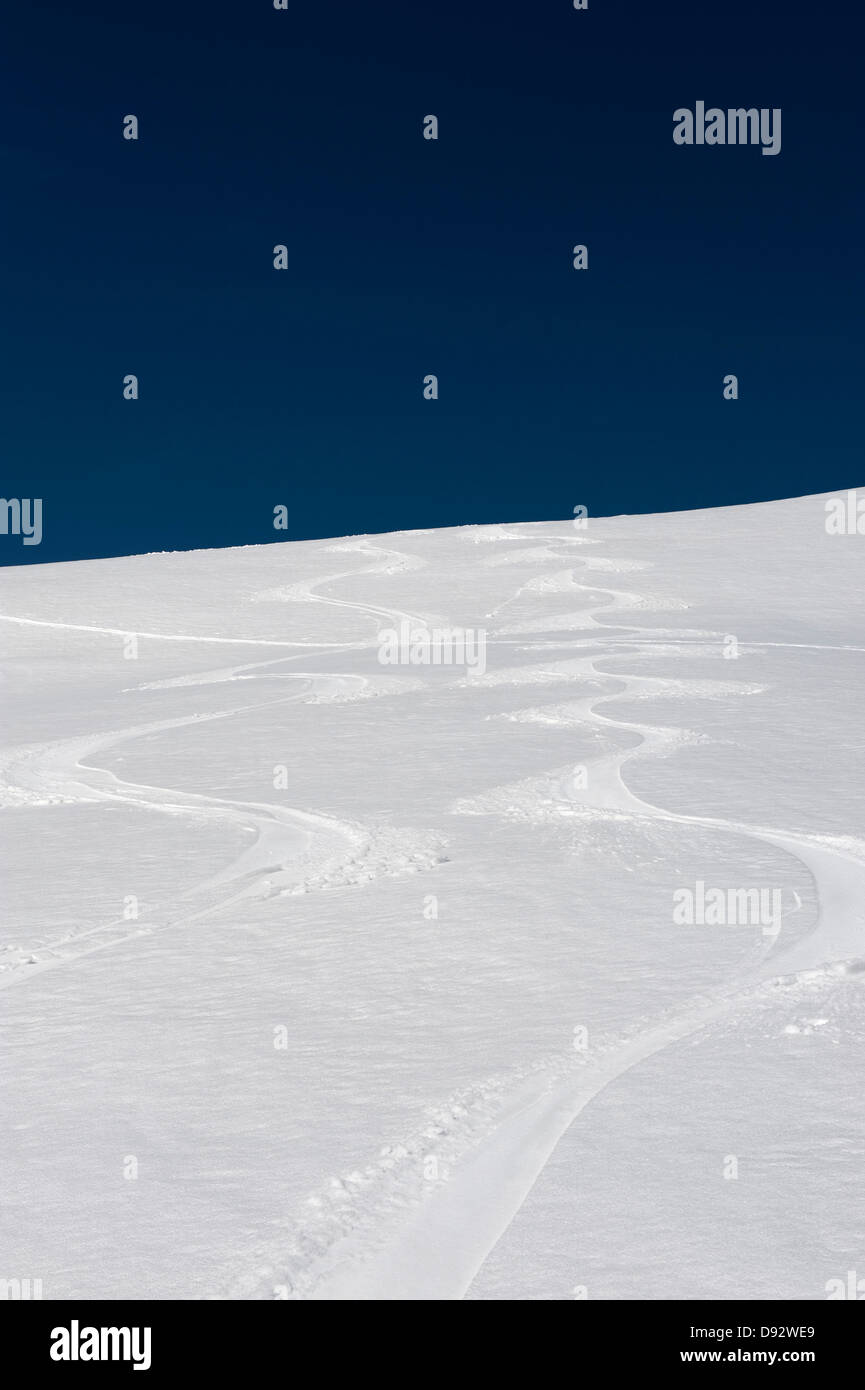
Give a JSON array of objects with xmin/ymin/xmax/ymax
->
[{"xmin": 3, "ymin": 0, "xmax": 863, "ymax": 562}]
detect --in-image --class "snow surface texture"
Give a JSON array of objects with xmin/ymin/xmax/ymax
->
[{"xmin": 1, "ymin": 493, "xmax": 863, "ymax": 1301}]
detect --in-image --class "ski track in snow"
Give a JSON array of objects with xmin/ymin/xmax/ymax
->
[
  {"xmin": 0, "ymin": 683, "xmax": 447, "ymax": 986},
  {"xmin": 0, "ymin": 542, "xmax": 445, "ymax": 986},
  {"xmin": 3, "ymin": 527, "xmax": 864, "ymax": 1298},
  {"xmin": 238, "ymin": 530, "xmax": 865, "ymax": 1301}
]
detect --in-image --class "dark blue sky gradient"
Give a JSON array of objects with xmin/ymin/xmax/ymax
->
[{"xmin": 3, "ymin": 0, "xmax": 863, "ymax": 563}]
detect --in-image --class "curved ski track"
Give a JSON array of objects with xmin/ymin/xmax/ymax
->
[
  {"xmin": 3, "ymin": 530, "xmax": 863, "ymax": 1299},
  {"xmin": 249, "ymin": 531, "xmax": 865, "ymax": 1301}
]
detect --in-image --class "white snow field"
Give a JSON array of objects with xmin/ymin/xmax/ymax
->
[{"xmin": 1, "ymin": 491, "xmax": 864, "ymax": 1301}]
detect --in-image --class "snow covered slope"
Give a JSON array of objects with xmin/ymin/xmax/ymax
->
[{"xmin": 1, "ymin": 493, "xmax": 864, "ymax": 1300}]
